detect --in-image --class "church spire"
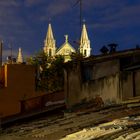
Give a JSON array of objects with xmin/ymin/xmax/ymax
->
[
  {"xmin": 80, "ymin": 23, "xmax": 91, "ymax": 57},
  {"xmin": 16, "ymin": 48, "xmax": 23, "ymax": 63},
  {"xmin": 80, "ymin": 23, "xmax": 89, "ymax": 43},
  {"xmin": 43, "ymin": 23, "xmax": 56, "ymax": 57},
  {"xmin": 46, "ymin": 23, "xmax": 54, "ymax": 40}
]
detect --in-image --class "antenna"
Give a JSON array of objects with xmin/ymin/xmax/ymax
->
[
  {"xmin": 9, "ymin": 43, "xmax": 12, "ymax": 59},
  {"xmin": 48, "ymin": 17, "xmax": 51, "ymax": 23},
  {"xmin": 0, "ymin": 41, "xmax": 3, "ymax": 67},
  {"xmin": 8, "ymin": 43, "xmax": 13, "ymax": 64},
  {"xmin": 80, "ymin": 0, "xmax": 82, "ymax": 27},
  {"xmin": 74, "ymin": 0, "xmax": 83, "ymax": 28},
  {"xmin": 73, "ymin": 0, "xmax": 83, "ymax": 52}
]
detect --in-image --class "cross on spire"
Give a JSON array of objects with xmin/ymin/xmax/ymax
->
[{"xmin": 65, "ymin": 35, "xmax": 68, "ymax": 43}]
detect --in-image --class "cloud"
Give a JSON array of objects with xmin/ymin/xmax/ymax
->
[
  {"xmin": 0, "ymin": 0, "xmax": 19, "ymax": 7},
  {"xmin": 88, "ymin": 2, "xmax": 140, "ymax": 31},
  {"xmin": 0, "ymin": 0, "xmax": 139, "ymax": 57},
  {"xmin": 0, "ymin": 0, "xmax": 38, "ymax": 54},
  {"xmin": 24, "ymin": 0, "xmax": 46, "ymax": 7},
  {"xmin": 41, "ymin": 0, "xmax": 73, "ymax": 19},
  {"xmin": 0, "ymin": 1, "xmax": 25, "ymax": 27}
]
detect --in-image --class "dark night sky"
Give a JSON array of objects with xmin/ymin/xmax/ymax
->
[{"xmin": 1, "ymin": 0, "xmax": 140, "ymax": 60}]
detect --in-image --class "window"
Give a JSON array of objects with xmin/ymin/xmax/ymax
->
[
  {"xmin": 65, "ymin": 49, "xmax": 70, "ymax": 55},
  {"xmin": 49, "ymin": 49, "xmax": 52, "ymax": 56},
  {"xmin": 84, "ymin": 50, "xmax": 87, "ymax": 56}
]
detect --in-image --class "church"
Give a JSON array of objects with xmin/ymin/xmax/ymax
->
[{"xmin": 43, "ymin": 23, "xmax": 91, "ymax": 62}]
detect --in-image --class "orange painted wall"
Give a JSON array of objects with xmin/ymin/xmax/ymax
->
[{"xmin": 0, "ymin": 64, "xmax": 45, "ymax": 118}]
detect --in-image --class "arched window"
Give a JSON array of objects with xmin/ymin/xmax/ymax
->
[
  {"xmin": 84, "ymin": 49, "xmax": 87, "ymax": 56},
  {"xmin": 49, "ymin": 49, "xmax": 52, "ymax": 56}
]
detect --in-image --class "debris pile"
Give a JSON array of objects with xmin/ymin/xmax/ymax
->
[{"xmin": 1, "ymin": 99, "xmax": 140, "ymax": 140}]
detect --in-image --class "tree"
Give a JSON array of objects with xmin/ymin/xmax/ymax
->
[
  {"xmin": 70, "ymin": 52, "xmax": 84, "ymax": 61},
  {"xmin": 26, "ymin": 51, "xmax": 64, "ymax": 92}
]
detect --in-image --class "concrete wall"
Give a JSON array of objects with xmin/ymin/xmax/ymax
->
[
  {"xmin": 82, "ymin": 74, "xmax": 120, "ymax": 104},
  {"xmin": 119, "ymin": 70, "xmax": 140, "ymax": 100},
  {"xmin": 135, "ymin": 70, "xmax": 140, "ymax": 97},
  {"xmin": 64, "ymin": 63, "xmax": 82, "ymax": 108},
  {"xmin": 120, "ymin": 71, "xmax": 133, "ymax": 100},
  {"xmin": 81, "ymin": 59, "xmax": 120, "ymax": 82},
  {"xmin": 21, "ymin": 91, "xmax": 64, "ymax": 113},
  {"xmin": 92, "ymin": 60, "xmax": 119, "ymax": 80},
  {"xmin": 64, "ymin": 59, "xmax": 140, "ymax": 108},
  {"xmin": 65, "ymin": 60, "xmax": 120, "ymax": 108},
  {"xmin": 65, "ymin": 72, "xmax": 120, "ymax": 107}
]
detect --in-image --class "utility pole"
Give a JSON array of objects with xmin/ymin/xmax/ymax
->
[
  {"xmin": 73, "ymin": 0, "xmax": 83, "ymax": 49},
  {"xmin": 80, "ymin": 0, "xmax": 82, "ymax": 28},
  {"xmin": 8, "ymin": 43, "xmax": 12, "ymax": 64},
  {"xmin": 74, "ymin": 0, "xmax": 83, "ymax": 29},
  {"xmin": 0, "ymin": 41, "xmax": 3, "ymax": 67}
]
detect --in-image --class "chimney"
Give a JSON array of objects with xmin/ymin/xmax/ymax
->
[
  {"xmin": 100, "ymin": 46, "xmax": 109, "ymax": 54},
  {"xmin": 0, "ymin": 41, "xmax": 2, "ymax": 67},
  {"xmin": 108, "ymin": 43, "xmax": 118, "ymax": 53}
]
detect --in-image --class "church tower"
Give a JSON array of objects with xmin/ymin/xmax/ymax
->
[
  {"xmin": 43, "ymin": 23, "xmax": 56, "ymax": 57},
  {"xmin": 80, "ymin": 23, "xmax": 91, "ymax": 57},
  {"xmin": 16, "ymin": 48, "xmax": 23, "ymax": 63}
]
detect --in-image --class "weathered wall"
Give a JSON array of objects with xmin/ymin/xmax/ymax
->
[
  {"xmin": 81, "ymin": 74, "xmax": 120, "ymax": 104},
  {"xmin": 65, "ymin": 72, "xmax": 120, "ymax": 107},
  {"xmin": 118, "ymin": 70, "xmax": 140, "ymax": 101},
  {"xmin": 20, "ymin": 91, "xmax": 64, "ymax": 113},
  {"xmin": 92, "ymin": 60, "xmax": 119, "ymax": 80},
  {"xmin": 64, "ymin": 63, "xmax": 82, "ymax": 108},
  {"xmin": 65, "ymin": 60, "xmax": 120, "ymax": 107},
  {"xmin": 120, "ymin": 71, "xmax": 133, "ymax": 100},
  {"xmin": 43, "ymin": 91, "xmax": 64, "ymax": 102},
  {"xmin": 135, "ymin": 70, "xmax": 140, "ymax": 97},
  {"xmin": 81, "ymin": 59, "xmax": 120, "ymax": 82},
  {"xmin": 64, "ymin": 51, "xmax": 140, "ymax": 108}
]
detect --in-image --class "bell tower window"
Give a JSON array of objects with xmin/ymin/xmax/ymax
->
[
  {"xmin": 49, "ymin": 49, "xmax": 52, "ymax": 56},
  {"xmin": 84, "ymin": 50, "xmax": 87, "ymax": 56}
]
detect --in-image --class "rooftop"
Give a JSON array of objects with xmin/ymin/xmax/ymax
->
[{"xmin": 1, "ymin": 98, "xmax": 140, "ymax": 140}]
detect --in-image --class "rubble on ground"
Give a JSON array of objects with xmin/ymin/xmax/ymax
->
[{"xmin": 1, "ymin": 99, "xmax": 140, "ymax": 140}]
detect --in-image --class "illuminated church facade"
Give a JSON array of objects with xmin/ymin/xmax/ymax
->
[{"xmin": 43, "ymin": 23, "xmax": 91, "ymax": 62}]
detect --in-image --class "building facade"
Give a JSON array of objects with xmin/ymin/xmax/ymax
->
[
  {"xmin": 43, "ymin": 23, "xmax": 91, "ymax": 62},
  {"xmin": 0, "ymin": 64, "xmax": 45, "ymax": 117}
]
